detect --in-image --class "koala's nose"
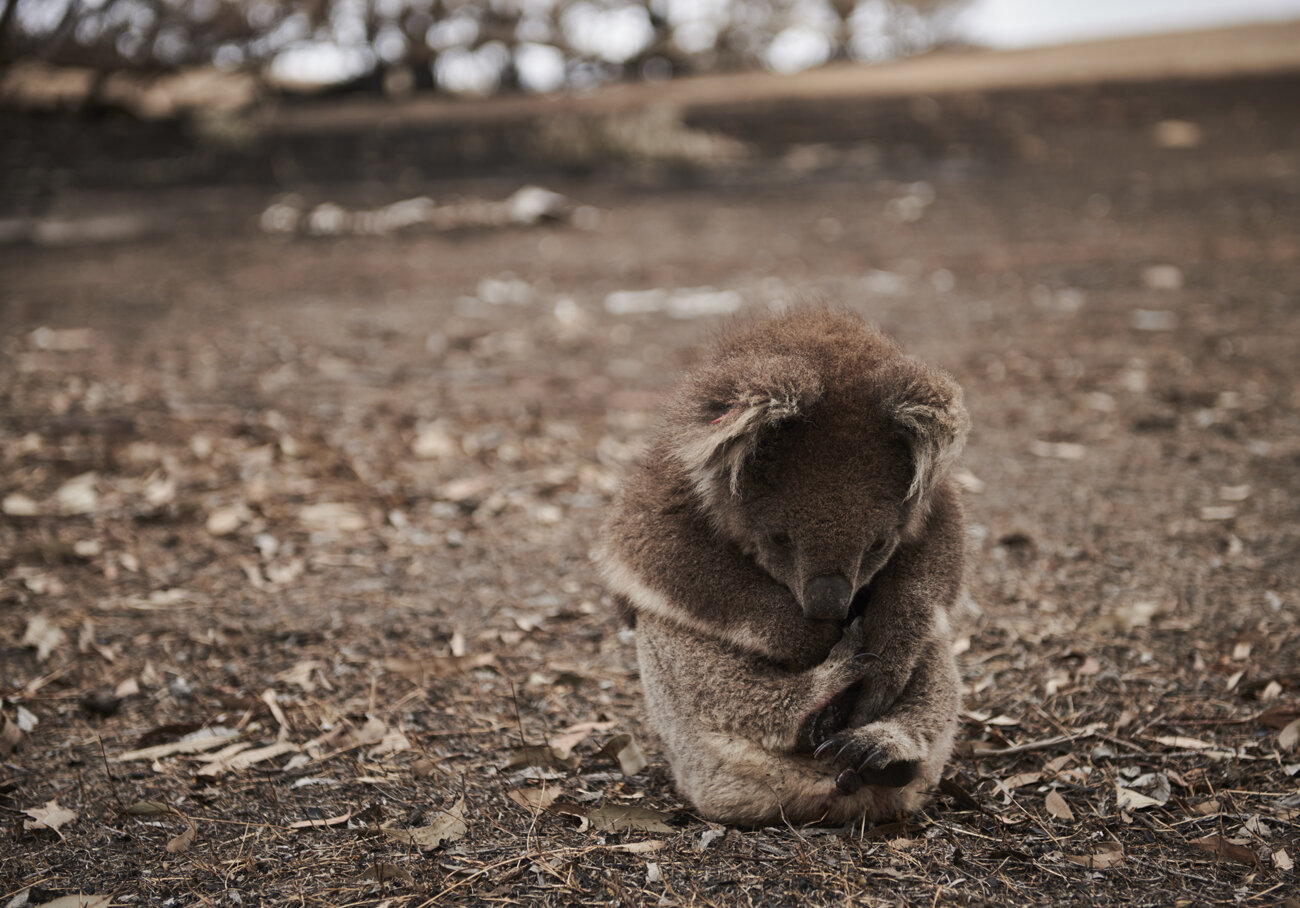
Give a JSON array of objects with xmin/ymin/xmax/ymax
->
[{"xmin": 803, "ymin": 574, "xmax": 853, "ymax": 621}]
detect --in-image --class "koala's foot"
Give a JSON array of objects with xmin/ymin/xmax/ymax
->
[{"xmin": 813, "ymin": 720, "xmax": 925, "ymax": 794}]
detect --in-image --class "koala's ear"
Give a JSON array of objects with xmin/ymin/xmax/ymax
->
[
  {"xmin": 672, "ymin": 354, "xmax": 823, "ymax": 500},
  {"xmin": 887, "ymin": 365, "xmax": 970, "ymax": 505}
]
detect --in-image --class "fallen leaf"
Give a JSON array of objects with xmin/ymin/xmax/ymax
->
[
  {"xmin": 22, "ymin": 615, "xmax": 66, "ymax": 661},
  {"xmin": 205, "ymin": 504, "xmax": 247, "ymax": 536},
  {"xmin": 1045, "ymin": 790, "xmax": 1074, "ymax": 821},
  {"xmin": 1274, "ymin": 848, "xmax": 1293, "ymax": 871},
  {"xmin": 1279, "ymin": 717, "xmax": 1300, "ymax": 751},
  {"xmin": 1191, "ymin": 799, "xmax": 1221, "ymax": 816},
  {"xmin": 298, "ymin": 501, "xmax": 368, "ymax": 532},
  {"xmin": 504, "ymin": 744, "xmax": 579, "ymax": 773},
  {"xmin": 24, "ymin": 799, "xmax": 77, "ymax": 834},
  {"xmin": 166, "ymin": 822, "xmax": 196, "ymax": 853},
  {"xmin": 290, "ymin": 810, "xmax": 353, "ymax": 829},
  {"xmin": 1116, "ymin": 787, "xmax": 1162, "ymax": 811},
  {"xmin": 1065, "ymin": 846, "xmax": 1123, "ymax": 869},
  {"xmin": 1152, "ymin": 735, "xmax": 1213, "ymax": 751},
  {"xmin": 1192, "ymin": 835, "xmax": 1260, "ymax": 867},
  {"xmin": 2, "ymin": 492, "xmax": 40, "ymax": 516},
  {"xmin": 1002, "ymin": 772, "xmax": 1043, "ymax": 789},
  {"xmin": 197, "ymin": 740, "xmax": 298, "ymax": 777},
  {"xmin": 125, "ymin": 800, "xmax": 172, "ymax": 816},
  {"xmin": 508, "ymin": 787, "xmax": 562, "ymax": 811},
  {"xmin": 584, "ymin": 804, "xmax": 676, "ymax": 834},
  {"xmin": 606, "ymin": 839, "xmax": 666, "ymax": 854},
  {"xmin": 115, "ymin": 730, "xmax": 240, "ymax": 762},
  {"xmin": 1029, "ymin": 440, "xmax": 1086, "ymax": 460},
  {"xmin": 30, "ymin": 897, "xmax": 112, "ymax": 908},
  {"xmin": 597, "ymin": 733, "xmax": 648, "ymax": 776},
  {"xmin": 361, "ymin": 863, "xmax": 414, "ymax": 885},
  {"xmin": 381, "ymin": 653, "xmax": 495, "ymax": 680},
  {"xmin": 54, "ymin": 473, "xmax": 98, "ymax": 515},
  {"xmin": 550, "ymin": 720, "xmax": 618, "ymax": 758},
  {"xmin": 1, "ymin": 713, "xmax": 23, "ymax": 755},
  {"xmin": 383, "ymin": 797, "xmax": 467, "ymax": 849}
]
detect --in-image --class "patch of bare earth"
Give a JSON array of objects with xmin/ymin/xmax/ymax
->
[{"xmin": 2, "ymin": 58, "xmax": 1299, "ymax": 907}]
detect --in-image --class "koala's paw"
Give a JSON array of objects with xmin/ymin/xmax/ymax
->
[
  {"xmin": 794, "ymin": 628, "xmax": 879, "ymax": 752},
  {"xmin": 812, "ymin": 720, "xmax": 925, "ymax": 794},
  {"xmin": 795, "ymin": 679, "xmax": 862, "ymax": 752}
]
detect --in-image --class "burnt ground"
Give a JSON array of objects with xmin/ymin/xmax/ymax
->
[{"xmin": 2, "ymin": 51, "xmax": 1299, "ymax": 908}]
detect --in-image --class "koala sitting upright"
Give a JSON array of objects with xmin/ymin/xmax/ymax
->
[{"xmin": 595, "ymin": 308, "xmax": 970, "ymax": 825}]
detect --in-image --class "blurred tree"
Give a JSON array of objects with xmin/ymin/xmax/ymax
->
[{"xmin": 0, "ymin": 0, "xmax": 970, "ymax": 96}]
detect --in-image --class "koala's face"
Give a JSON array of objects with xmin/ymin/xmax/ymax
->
[{"xmin": 726, "ymin": 412, "xmax": 916, "ymax": 623}]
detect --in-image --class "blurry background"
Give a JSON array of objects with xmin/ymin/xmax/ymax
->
[
  {"xmin": 3, "ymin": 2, "xmax": 1300, "ymax": 903},
  {"xmin": 3, "ymin": 0, "xmax": 1300, "ymax": 98}
]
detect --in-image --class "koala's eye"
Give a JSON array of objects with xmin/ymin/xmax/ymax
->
[
  {"xmin": 867, "ymin": 538, "xmax": 889, "ymax": 555},
  {"xmin": 769, "ymin": 531, "xmax": 794, "ymax": 550}
]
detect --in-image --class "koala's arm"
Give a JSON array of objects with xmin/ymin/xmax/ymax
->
[
  {"xmin": 636, "ymin": 615, "xmax": 871, "ymax": 754},
  {"xmin": 596, "ymin": 473, "xmax": 842, "ymax": 670},
  {"xmin": 849, "ymin": 481, "xmax": 965, "ymax": 722}
]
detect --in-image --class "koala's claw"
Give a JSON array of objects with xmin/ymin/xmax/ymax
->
[
  {"xmin": 835, "ymin": 768, "xmax": 863, "ymax": 795},
  {"xmin": 814, "ymin": 732, "xmax": 923, "ymax": 790}
]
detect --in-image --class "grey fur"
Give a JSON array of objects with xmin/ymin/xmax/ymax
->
[{"xmin": 595, "ymin": 308, "xmax": 969, "ymax": 825}]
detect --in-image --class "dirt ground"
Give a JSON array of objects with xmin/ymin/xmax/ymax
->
[{"xmin": 2, "ymin": 49, "xmax": 1299, "ymax": 907}]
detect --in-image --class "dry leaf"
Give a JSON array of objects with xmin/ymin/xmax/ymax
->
[
  {"xmin": 381, "ymin": 653, "xmax": 495, "ymax": 680},
  {"xmin": 2, "ymin": 492, "xmax": 40, "ymax": 516},
  {"xmin": 1045, "ymin": 790, "xmax": 1074, "ymax": 821},
  {"xmin": 24, "ymin": 799, "xmax": 78, "ymax": 834},
  {"xmin": 166, "ymin": 822, "xmax": 196, "ymax": 854},
  {"xmin": 1279, "ymin": 717, "xmax": 1300, "ymax": 751},
  {"xmin": 1192, "ymin": 835, "xmax": 1260, "ymax": 867},
  {"xmin": 383, "ymin": 797, "xmax": 467, "ymax": 849},
  {"xmin": 1065, "ymin": 846, "xmax": 1123, "ymax": 869},
  {"xmin": 508, "ymin": 787, "xmax": 562, "ymax": 811},
  {"xmin": 54, "ymin": 473, "xmax": 98, "ymax": 515},
  {"xmin": 361, "ymin": 863, "xmax": 414, "ymax": 885},
  {"xmin": 298, "ymin": 501, "xmax": 367, "ymax": 532},
  {"xmin": 1152, "ymin": 735, "xmax": 1213, "ymax": 750},
  {"xmin": 597, "ymin": 733, "xmax": 648, "ymax": 775},
  {"xmin": 550, "ymin": 720, "xmax": 618, "ymax": 758},
  {"xmin": 198, "ymin": 740, "xmax": 297, "ymax": 777},
  {"xmin": 1274, "ymin": 848, "xmax": 1294, "ymax": 871},
  {"xmin": 1003, "ymin": 772, "xmax": 1043, "ymax": 789},
  {"xmin": 31, "ymin": 897, "xmax": 112, "ymax": 908},
  {"xmin": 606, "ymin": 839, "xmax": 666, "ymax": 854},
  {"xmin": 1029, "ymin": 440, "xmax": 1086, "ymax": 460},
  {"xmin": 125, "ymin": 800, "xmax": 172, "ymax": 816},
  {"xmin": 583, "ymin": 804, "xmax": 675, "ymax": 834},
  {"xmin": 290, "ymin": 810, "xmax": 353, "ymax": 829},
  {"xmin": 1116, "ymin": 787, "xmax": 1162, "ymax": 811},
  {"xmin": 1, "ymin": 713, "xmax": 23, "ymax": 755},
  {"xmin": 22, "ymin": 615, "xmax": 66, "ymax": 662},
  {"xmin": 505, "ymin": 744, "xmax": 579, "ymax": 773}
]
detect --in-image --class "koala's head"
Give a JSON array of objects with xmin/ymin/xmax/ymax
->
[{"xmin": 663, "ymin": 309, "xmax": 969, "ymax": 623}]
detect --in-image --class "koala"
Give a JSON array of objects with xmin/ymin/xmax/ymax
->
[{"xmin": 594, "ymin": 308, "xmax": 969, "ymax": 825}]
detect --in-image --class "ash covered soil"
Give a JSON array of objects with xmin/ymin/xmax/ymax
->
[{"xmin": 1, "ymin": 67, "xmax": 1299, "ymax": 906}]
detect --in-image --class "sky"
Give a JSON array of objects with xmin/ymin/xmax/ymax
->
[{"xmin": 956, "ymin": 0, "xmax": 1300, "ymax": 48}]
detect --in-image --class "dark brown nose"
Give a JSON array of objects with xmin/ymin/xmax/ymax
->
[{"xmin": 803, "ymin": 574, "xmax": 852, "ymax": 621}]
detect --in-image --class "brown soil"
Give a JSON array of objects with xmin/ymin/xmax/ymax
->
[{"xmin": 2, "ymin": 42, "xmax": 1299, "ymax": 907}]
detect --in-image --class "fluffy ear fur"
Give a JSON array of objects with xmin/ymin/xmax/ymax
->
[
  {"xmin": 670, "ymin": 354, "xmax": 823, "ymax": 502},
  {"xmin": 886, "ymin": 363, "xmax": 970, "ymax": 505}
]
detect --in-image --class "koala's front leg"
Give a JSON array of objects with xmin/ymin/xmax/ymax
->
[
  {"xmin": 847, "ymin": 482, "xmax": 966, "ymax": 724},
  {"xmin": 811, "ymin": 635, "xmax": 960, "ymax": 793},
  {"xmin": 637, "ymin": 615, "xmax": 872, "ymax": 755},
  {"xmin": 597, "ymin": 480, "xmax": 844, "ymax": 670}
]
